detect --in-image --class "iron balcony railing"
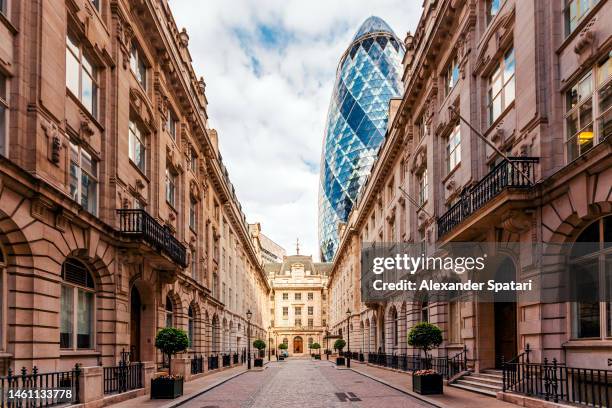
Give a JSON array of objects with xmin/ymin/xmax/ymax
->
[
  {"xmin": 437, "ymin": 157, "xmax": 539, "ymax": 237},
  {"xmin": 117, "ymin": 209, "xmax": 187, "ymax": 267},
  {"xmin": 103, "ymin": 361, "xmax": 143, "ymax": 395},
  {"xmin": 0, "ymin": 365, "xmax": 81, "ymax": 407}
]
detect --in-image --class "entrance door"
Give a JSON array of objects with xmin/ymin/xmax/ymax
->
[
  {"xmin": 293, "ymin": 336, "xmax": 303, "ymax": 353},
  {"xmin": 494, "ymin": 258, "xmax": 517, "ymax": 368},
  {"xmin": 130, "ymin": 286, "xmax": 141, "ymax": 361}
]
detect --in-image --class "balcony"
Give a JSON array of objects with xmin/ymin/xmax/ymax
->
[
  {"xmin": 117, "ymin": 209, "xmax": 188, "ymax": 267},
  {"xmin": 437, "ymin": 157, "xmax": 539, "ymax": 237}
]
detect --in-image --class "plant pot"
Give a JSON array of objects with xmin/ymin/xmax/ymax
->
[
  {"xmin": 254, "ymin": 358, "xmax": 264, "ymax": 367},
  {"xmin": 412, "ymin": 374, "xmax": 443, "ymax": 395},
  {"xmin": 314, "ymin": 354, "xmax": 321, "ymax": 360},
  {"xmin": 336, "ymin": 357, "xmax": 345, "ymax": 366},
  {"xmin": 151, "ymin": 377, "xmax": 184, "ymax": 399}
]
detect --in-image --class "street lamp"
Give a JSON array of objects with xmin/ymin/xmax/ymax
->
[
  {"xmin": 246, "ymin": 309, "xmax": 252, "ymax": 370},
  {"xmin": 346, "ymin": 308, "xmax": 351, "ymax": 368},
  {"xmin": 268, "ymin": 325, "xmax": 272, "ymax": 362},
  {"xmin": 325, "ymin": 325, "xmax": 329, "ymax": 360}
]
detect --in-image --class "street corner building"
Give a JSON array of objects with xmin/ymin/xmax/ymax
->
[
  {"xmin": 327, "ymin": 0, "xmax": 612, "ymax": 406},
  {"xmin": 0, "ymin": 0, "xmax": 271, "ymax": 404},
  {"xmin": 266, "ymin": 254, "xmax": 331, "ymax": 356},
  {"xmin": 318, "ymin": 16, "xmax": 405, "ymax": 262}
]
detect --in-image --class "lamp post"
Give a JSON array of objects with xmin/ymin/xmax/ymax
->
[
  {"xmin": 325, "ymin": 326, "xmax": 329, "ymax": 360},
  {"xmin": 268, "ymin": 325, "xmax": 272, "ymax": 362},
  {"xmin": 346, "ymin": 308, "xmax": 351, "ymax": 368},
  {"xmin": 246, "ymin": 309, "xmax": 252, "ymax": 370}
]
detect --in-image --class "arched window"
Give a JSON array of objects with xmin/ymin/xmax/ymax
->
[
  {"xmin": 188, "ymin": 306, "xmax": 194, "ymax": 348},
  {"xmin": 570, "ymin": 216, "xmax": 611, "ymax": 338},
  {"xmin": 165, "ymin": 296, "xmax": 173, "ymax": 328},
  {"xmin": 60, "ymin": 258, "xmax": 95, "ymax": 349}
]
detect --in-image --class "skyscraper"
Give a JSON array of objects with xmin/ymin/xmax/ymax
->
[{"xmin": 318, "ymin": 16, "xmax": 404, "ymax": 261}]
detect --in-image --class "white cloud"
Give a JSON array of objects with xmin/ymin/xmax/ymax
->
[{"xmin": 171, "ymin": 0, "xmax": 422, "ymax": 260}]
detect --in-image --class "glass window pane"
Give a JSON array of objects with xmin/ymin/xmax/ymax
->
[
  {"xmin": 60, "ymin": 286, "xmax": 73, "ymax": 348},
  {"xmin": 77, "ymin": 290, "xmax": 93, "ymax": 349},
  {"xmin": 82, "ymin": 72, "xmax": 94, "ymax": 114},
  {"xmin": 66, "ymin": 51, "xmax": 80, "ymax": 96},
  {"xmin": 505, "ymin": 76, "xmax": 515, "ymax": 105},
  {"xmin": 597, "ymin": 52, "xmax": 611, "ymax": 85}
]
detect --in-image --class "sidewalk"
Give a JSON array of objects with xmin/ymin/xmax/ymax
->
[
  {"xmin": 349, "ymin": 362, "xmax": 518, "ymax": 408},
  {"xmin": 111, "ymin": 364, "xmax": 248, "ymax": 408}
]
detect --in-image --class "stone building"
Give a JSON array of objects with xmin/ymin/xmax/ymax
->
[
  {"xmin": 328, "ymin": 0, "xmax": 611, "ymax": 398},
  {"xmin": 249, "ymin": 223, "xmax": 286, "ymax": 264},
  {"xmin": 0, "ymin": 0, "xmax": 269, "ymax": 386},
  {"xmin": 266, "ymin": 254, "xmax": 330, "ymax": 355}
]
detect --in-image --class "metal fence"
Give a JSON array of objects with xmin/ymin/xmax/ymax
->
[
  {"xmin": 103, "ymin": 361, "xmax": 143, "ymax": 395},
  {"xmin": 208, "ymin": 355, "xmax": 219, "ymax": 371},
  {"xmin": 191, "ymin": 355, "xmax": 205, "ymax": 375},
  {"xmin": 0, "ymin": 365, "xmax": 81, "ymax": 407},
  {"xmin": 366, "ymin": 346, "xmax": 468, "ymax": 379}
]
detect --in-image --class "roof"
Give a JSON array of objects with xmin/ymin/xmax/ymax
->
[
  {"xmin": 352, "ymin": 16, "xmax": 395, "ymax": 41},
  {"xmin": 266, "ymin": 254, "xmax": 332, "ymax": 277}
]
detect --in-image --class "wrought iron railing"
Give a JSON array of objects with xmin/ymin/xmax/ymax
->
[
  {"xmin": 208, "ymin": 355, "xmax": 219, "ymax": 371},
  {"xmin": 222, "ymin": 354, "xmax": 231, "ymax": 367},
  {"xmin": 366, "ymin": 347, "xmax": 468, "ymax": 379},
  {"xmin": 437, "ymin": 157, "xmax": 539, "ymax": 237},
  {"xmin": 233, "ymin": 353, "xmax": 239, "ymax": 365},
  {"xmin": 191, "ymin": 355, "xmax": 205, "ymax": 375},
  {"xmin": 103, "ymin": 361, "xmax": 143, "ymax": 395},
  {"xmin": 503, "ymin": 356, "xmax": 612, "ymax": 407},
  {"xmin": 117, "ymin": 209, "xmax": 187, "ymax": 267},
  {"xmin": 0, "ymin": 365, "xmax": 81, "ymax": 407}
]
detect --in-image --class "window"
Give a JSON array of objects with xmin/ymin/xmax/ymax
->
[
  {"xmin": 282, "ymin": 293, "xmax": 288, "ymax": 300},
  {"xmin": 308, "ymin": 292, "xmax": 313, "ymax": 301},
  {"xmin": 188, "ymin": 306, "xmax": 194, "ymax": 347},
  {"xmin": 446, "ymin": 124, "xmax": 461, "ymax": 173},
  {"xmin": 488, "ymin": 48, "xmax": 515, "ymax": 125},
  {"xmin": 66, "ymin": 35, "xmax": 97, "ymax": 116},
  {"xmin": 166, "ymin": 112, "xmax": 177, "ymax": 140},
  {"xmin": 130, "ymin": 42, "xmax": 147, "ymax": 89},
  {"xmin": 190, "ymin": 148, "xmax": 198, "ymax": 173},
  {"xmin": 165, "ymin": 167, "xmax": 176, "ymax": 207},
  {"xmin": 0, "ymin": 73, "xmax": 7, "ymax": 156},
  {"xmin": 295, "ymin": 318, "xmax": 302, "ymax": 326},
  {"xmin": 449, "ymin": 300, "xmax": 461, "ymax": 343},
  {"xmin": 60, "ymin": 259, "xmax": 95, "ymax": 349},
  {"xmin": 189, "ymin": 196, "xmax": 197, "ymax": 231},
  {"xmin": 165, "ymin": 296, "xmax": 173, "ymax": 327},
  {"xmin": 308, "ymin": 319, "xmax": 313, "ymax": 327},
  {"xmin": 565, "ymin": 0, "xmax": 599, "ymax": 35},
  {"xmin": 191, "ymin": 249, "xmax": 197, "ymax": 279},
  {"xmin": 322, "ymin": 319, "xmax": 327, "ymax": 326},
  {"xmin": 418, "ymin": 168, "xmax": 428, "ymax": 205},
  {"xmin": 69, "ymin": 142, "xmax": 98, "ymax": 215},
  {"xmin": 91, "ymin": 0, "xmax": 100, "ymax": 10},
  {"xmin": 282, "ymin": 307, "xmax": 288, "ymax": 317},
  {"xmin": 570, "ymin": 216, "xmax": 611, "ymax": 338},
  {"xmin": 417, "ymin": 113, "xmax": 429, "ymax": 140},
  {"xmin": 391, "ymin": 308, "xmax": 398, "ymax": 346},
  {"xmin": 295, "ymin": 307, "xmax": 301, "ymax": 315},
  {"xmin": 295, "ymin": 293, "xmax": 301, "ymax": 301},
  {"xmin": 566, "ymin": 54, "xmax": 611, "ymax": 162},
  {"xmin": 420, "ymin": 299, "xmax": 430, "ymax": 323},
  {"xmin": 0, "ymin": 246, "xmax": 4, "ymax": 349},
  {"xmin": 486, "ymin": 0, "xmax": 500, "ymax": 24},
  {"xmin": 444, "ymin": 55, "xmax": 459, "ymax": 96},
  {"xmin": 308, "ymin": 306, "xmax": 313, "ymax": 316},
  {"xmin": 0, "ymin": 0, "xmax": 7, "ymax": 15},
  {"xmin": 128, "ymin": 120, "xmax": 146, "ymax": 172}
]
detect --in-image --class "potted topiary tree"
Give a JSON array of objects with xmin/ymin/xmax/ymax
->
[
  {"xmin": 252, "ymin": 339, "xmax": 266, "ymax": 367},
  {"xmin": 310, "ymin": 343, "xmax": 321, "ymax": 359},
  {"xmin": 278, "ymin": 343, "xmax": 288, "ymax": 360},
  {"xmin": 334, "ymin": 339, "xmax": 346, "ymax": 366},
  {"xmin": 408, "ymin": 322, "xmax": 444, "ymax": 395},
  {"xmin": 151, "ymin": 327, "xmax": 189, "ymax": 399}
]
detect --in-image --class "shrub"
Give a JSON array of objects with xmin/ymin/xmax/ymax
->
[
  {"xmin": 310, "ymin": 342, "xmax": 321, "ymax": 350},
  {"xmin": 333, "ymin": 339, "xmax": 346, "ymax": 351},
  {"xmin": 278, "ymin": 343, "xmax": 288, "ymax": 350},
  {"xmin": 253, "ymin": 339, "xmax": 266, "ymax": 351},
  {"xmin": 155, "ymin": 327, "xmax": 189, "ymax": 374},
  {"xmin": 408, "ymin": 322, "xmax": 443, "ymax": 357}
]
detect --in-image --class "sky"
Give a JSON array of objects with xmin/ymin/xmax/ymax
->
[{"xmin": 171, "ymin": 0, "xmax": 423, "ymax": 260}]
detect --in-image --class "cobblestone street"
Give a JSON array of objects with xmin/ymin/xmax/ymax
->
[{"xmin": 180, "ymin": 359, "xmax": 433, "ymax": 408}]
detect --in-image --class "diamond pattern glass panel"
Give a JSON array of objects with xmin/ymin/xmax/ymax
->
[{"xmin": 318, "ymin": 16, "xmax": 404, "ymax": 261}]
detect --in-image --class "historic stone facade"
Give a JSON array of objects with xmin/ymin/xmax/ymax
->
[
  {"xmin": 0, "ymin": 0, "xmax": 269, "ymax": 381},
  {"xmin": 266, "ymin": 255, "xmax": 330, "ymax": 356},
  {"xmin": 328, "ymin": 0, "xmax": 611, "ymax": 377}
]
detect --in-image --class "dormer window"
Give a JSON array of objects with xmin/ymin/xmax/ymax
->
[{"xmin": 130, "ymin": 42, "xmax": 147, "ymax": 90}]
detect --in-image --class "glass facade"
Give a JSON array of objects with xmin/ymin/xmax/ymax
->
[{"xmin": 318, "ymin": 16, "xmax": 404, "ymax": 261}]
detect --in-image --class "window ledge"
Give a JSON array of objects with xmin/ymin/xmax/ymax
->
[
  {"xmin": 128, "ymin": 159, "xmax": 149, "ymax": 182},
  {"xmin": 442, "ymin": 162, "xmax": 461, "ymax": 184},
  {"xmin": 562, "ymin": 339, "xmax": 612, "ymax": 349},
  {"xmin": 484, "ymin": 100, "xmax": 515, "ymax": 138},
  {"xmin": 60, "ymin": 350, "xmax": 101, "ymax": 357}
]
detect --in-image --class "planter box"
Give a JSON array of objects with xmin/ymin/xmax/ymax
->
[
  {"xmin": 336, "ymin": 357, "xmax": 345, "ymax": 366},
  {"xmin": 151, "ymin": 377, "xmax": 184, "ymax": 399},
  {"xmin": 278, "ymin": 356, "xmax": 285, "ymax": 361},
  {"xmin": 254, "ymin": 358, "xmax": 264, "ymax": 367},
  {"xmin": 314, "ymin": 354, "xmax": 321, "ymax": 360},
  {"xmin": 412, "ymin": 374, "xmax": 443, "ymax": 395}
]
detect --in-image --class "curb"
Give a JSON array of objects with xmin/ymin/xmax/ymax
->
[
  {"xmin": 163, "ymin": 369, "xmax": 248, "ymax": 408},
  {"xmin": 349, "ymin": 368, "xmax": 444, "ymax": 408}
]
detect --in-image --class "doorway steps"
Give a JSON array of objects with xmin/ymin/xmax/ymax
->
[{"xmin": 449, "ymin": 369, "xmax": 503, "ymax": 397}]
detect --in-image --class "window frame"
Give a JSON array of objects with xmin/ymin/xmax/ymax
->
[
  {"xmin": 0, "ymin": 72, "xmax": 8, "ymax": 157},
  {"xmin": 69, "ymin": 141, "xmax": 98, "ymax": 215},
  {"xmin": 60, "ymin": 259, "xmax": 96, "ymax": 350},
  {"xmin": 444, "ymin": 54, "xmax": 460, "ymax": 96},
  {"xmin": 565, "ymin": 0, "xmax": 600, "ymax": 37},
  {"xmin": 128, "ymin": 119, "xmax": 146, "ymax": 173},
  {"xmin": 189, "ymin": 196, "xmax": 197, "ymax": 231},
  {"xmin": 129, "ymin": 41, "xmax": 147, "ymax": 90},
  {"xmin": 66, "ymin": 34, "xmax": 98, "ymax": 117},
  {"xmin": 418, "ymin": 168, "xmax": 428, "ymax": 206},
  {"xmin": 165, "ymin": 166, "xmax": 177, "ymax": 208},
  {"xmin": 487, "ymin": 47, "xmax": 515, "ymax": 126},
  {"xmin": 446, "ymin": 124, "xmax": 461, "ymax": 173}
]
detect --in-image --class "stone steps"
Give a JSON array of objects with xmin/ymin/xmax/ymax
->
[{"xmin": 450, "ymin": 369, "xmax": 503, "ymax": 397}]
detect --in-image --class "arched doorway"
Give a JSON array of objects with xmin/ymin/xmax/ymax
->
[
  {"xmin": 130, "ymin": 286, "xmax": 142, "ymax": 361},
  {"xmin": 293, "ymin": 336, "xmax": 303, "ymax": 354},
  {"xmin": 493, "ymin": 257, "xmax": 517, "ymax": 368}
]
